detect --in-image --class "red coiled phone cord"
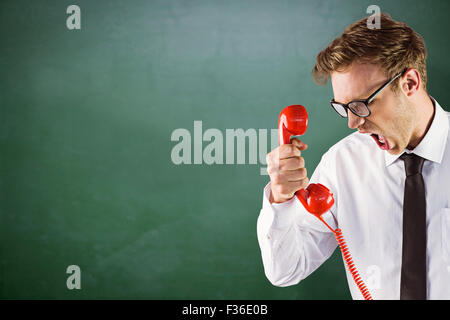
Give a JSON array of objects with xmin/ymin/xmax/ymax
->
[{"xmin": 318, "ymin": 217, "xmax": 373, "ymax": 300}]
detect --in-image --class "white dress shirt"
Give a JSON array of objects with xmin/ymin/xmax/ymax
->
[{"xmin": 257, "ymin": 97, "xmax": 450, "ymax": 299}]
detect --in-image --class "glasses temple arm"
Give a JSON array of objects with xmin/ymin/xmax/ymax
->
[{"xmin": 367, "ymin": 71, "xmax": 404, "ymax": 103}]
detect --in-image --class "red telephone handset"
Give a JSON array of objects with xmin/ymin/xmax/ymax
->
[
  {"xmin": 278, "ymin": 105, "xmax": 373, "ymax": 300},
  {"xmin": 278, "ymin": 105, "xmax": 335, "ymax": 216}
]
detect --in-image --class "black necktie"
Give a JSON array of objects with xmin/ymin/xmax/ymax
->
[{"xmin": 400, "ymin": 153, "xmax": 427, "ymax": 300}]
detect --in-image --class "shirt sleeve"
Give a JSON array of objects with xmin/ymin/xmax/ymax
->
[{"xmin": 256, "ymin": 155, "xmax": 339, "ymax": 287}]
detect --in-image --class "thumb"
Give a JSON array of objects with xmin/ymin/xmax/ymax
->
[{"xmin": 291, "ymin": 138, "xmax": 308, "ymax": 151}]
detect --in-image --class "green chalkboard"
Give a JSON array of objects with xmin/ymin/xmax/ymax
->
[{"xmin": 0, "ymin": 0, "xmax": 449, "ymax": 299}]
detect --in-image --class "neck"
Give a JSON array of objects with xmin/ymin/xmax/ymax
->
[{"xmin": 407, "ymin": 94, "xmax": 435, "ymax": 150}]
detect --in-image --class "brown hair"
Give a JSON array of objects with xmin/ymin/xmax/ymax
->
[{"xmin": 312, "ymin": 13, "xmax": 427, "ymax": 91}]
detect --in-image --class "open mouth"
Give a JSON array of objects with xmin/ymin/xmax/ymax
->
[{"xmin": 370, "ymin": 133, "xmax": 390, "ymax": 150}]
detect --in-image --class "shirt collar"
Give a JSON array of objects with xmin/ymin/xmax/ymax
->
[{"xmin": 385, "ymin": 96, "xmax": 449, "ymax": 166}]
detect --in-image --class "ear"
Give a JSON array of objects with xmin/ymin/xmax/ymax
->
[{"xmin": 400, "ymin": 68, "xmax": 421, "ymax": 97}]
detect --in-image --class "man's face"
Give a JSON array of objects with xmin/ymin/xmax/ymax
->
[{"xmin": 331, "ymin": 62, "xmax": 414, "ymax": 155}]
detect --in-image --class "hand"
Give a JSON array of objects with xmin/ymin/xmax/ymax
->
[{"xmin": 266, "ymin": 138, "xmax": 309, "ymax": 203}]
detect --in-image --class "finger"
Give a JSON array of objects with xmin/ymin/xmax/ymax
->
[
  {"xmin": 275, "ymin": 179, "xmax": 309, "ymax": 198},
  {"xmin": 291, "ymin": 138, "xmax": 308, "ymax": 151},
  {"xmin": 279, "ymin": 168, "xmax": 308, "ymax": 182},
  {"xmin": 278, "ymin": 157, "xmax": 305, "ymax": 171},
  {"xmin": 287, "ymin": 178, "xmax": 309, "ymax": 191},
  {"xmin": 278, "ymin": 144, "xmax": 301, "ymax": 159}
]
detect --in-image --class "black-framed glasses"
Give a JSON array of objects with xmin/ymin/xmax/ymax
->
[{"xmin": 330, "ymin": 69, "xmax": 407, "ymax": 118}]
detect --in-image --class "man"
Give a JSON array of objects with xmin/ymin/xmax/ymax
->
[{"xmin": 257, "ymin": 13, "xmax": 450, "ymax": 299}]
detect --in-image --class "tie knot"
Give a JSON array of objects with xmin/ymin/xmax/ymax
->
[{"xmin": 400, "ymin": 153, "xmax": 425, "ymax": 176}]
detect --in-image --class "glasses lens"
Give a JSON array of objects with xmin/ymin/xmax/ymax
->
[
  {"xmin": 348, "ymin": 101, "xmax": 369, "ymax": 117},
  {"xmin": 331, "ymin": 103, "xmax": 348, "ymax": 117}
]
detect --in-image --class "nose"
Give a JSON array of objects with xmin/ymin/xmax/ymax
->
[{"xmin": 347, "ymin": 110, "xmax": 365, "ymax": 129}]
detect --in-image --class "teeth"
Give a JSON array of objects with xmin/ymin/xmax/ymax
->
[{"xmin": 378, "ymin": 135, "xmax": 386, "ymax": 144}]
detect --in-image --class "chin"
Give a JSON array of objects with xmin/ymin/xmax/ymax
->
[
  {"xmin": 386, "ymin": 142, "xmax": 405, "ymax": 155},
  {"xmin": 387, "ymin": 148, "xmax": 402, "ymax": 155}
]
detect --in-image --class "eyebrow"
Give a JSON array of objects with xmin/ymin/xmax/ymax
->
[{"xmin": 334, "ymin": 84, "xmax": 379, "ymax": 104}]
